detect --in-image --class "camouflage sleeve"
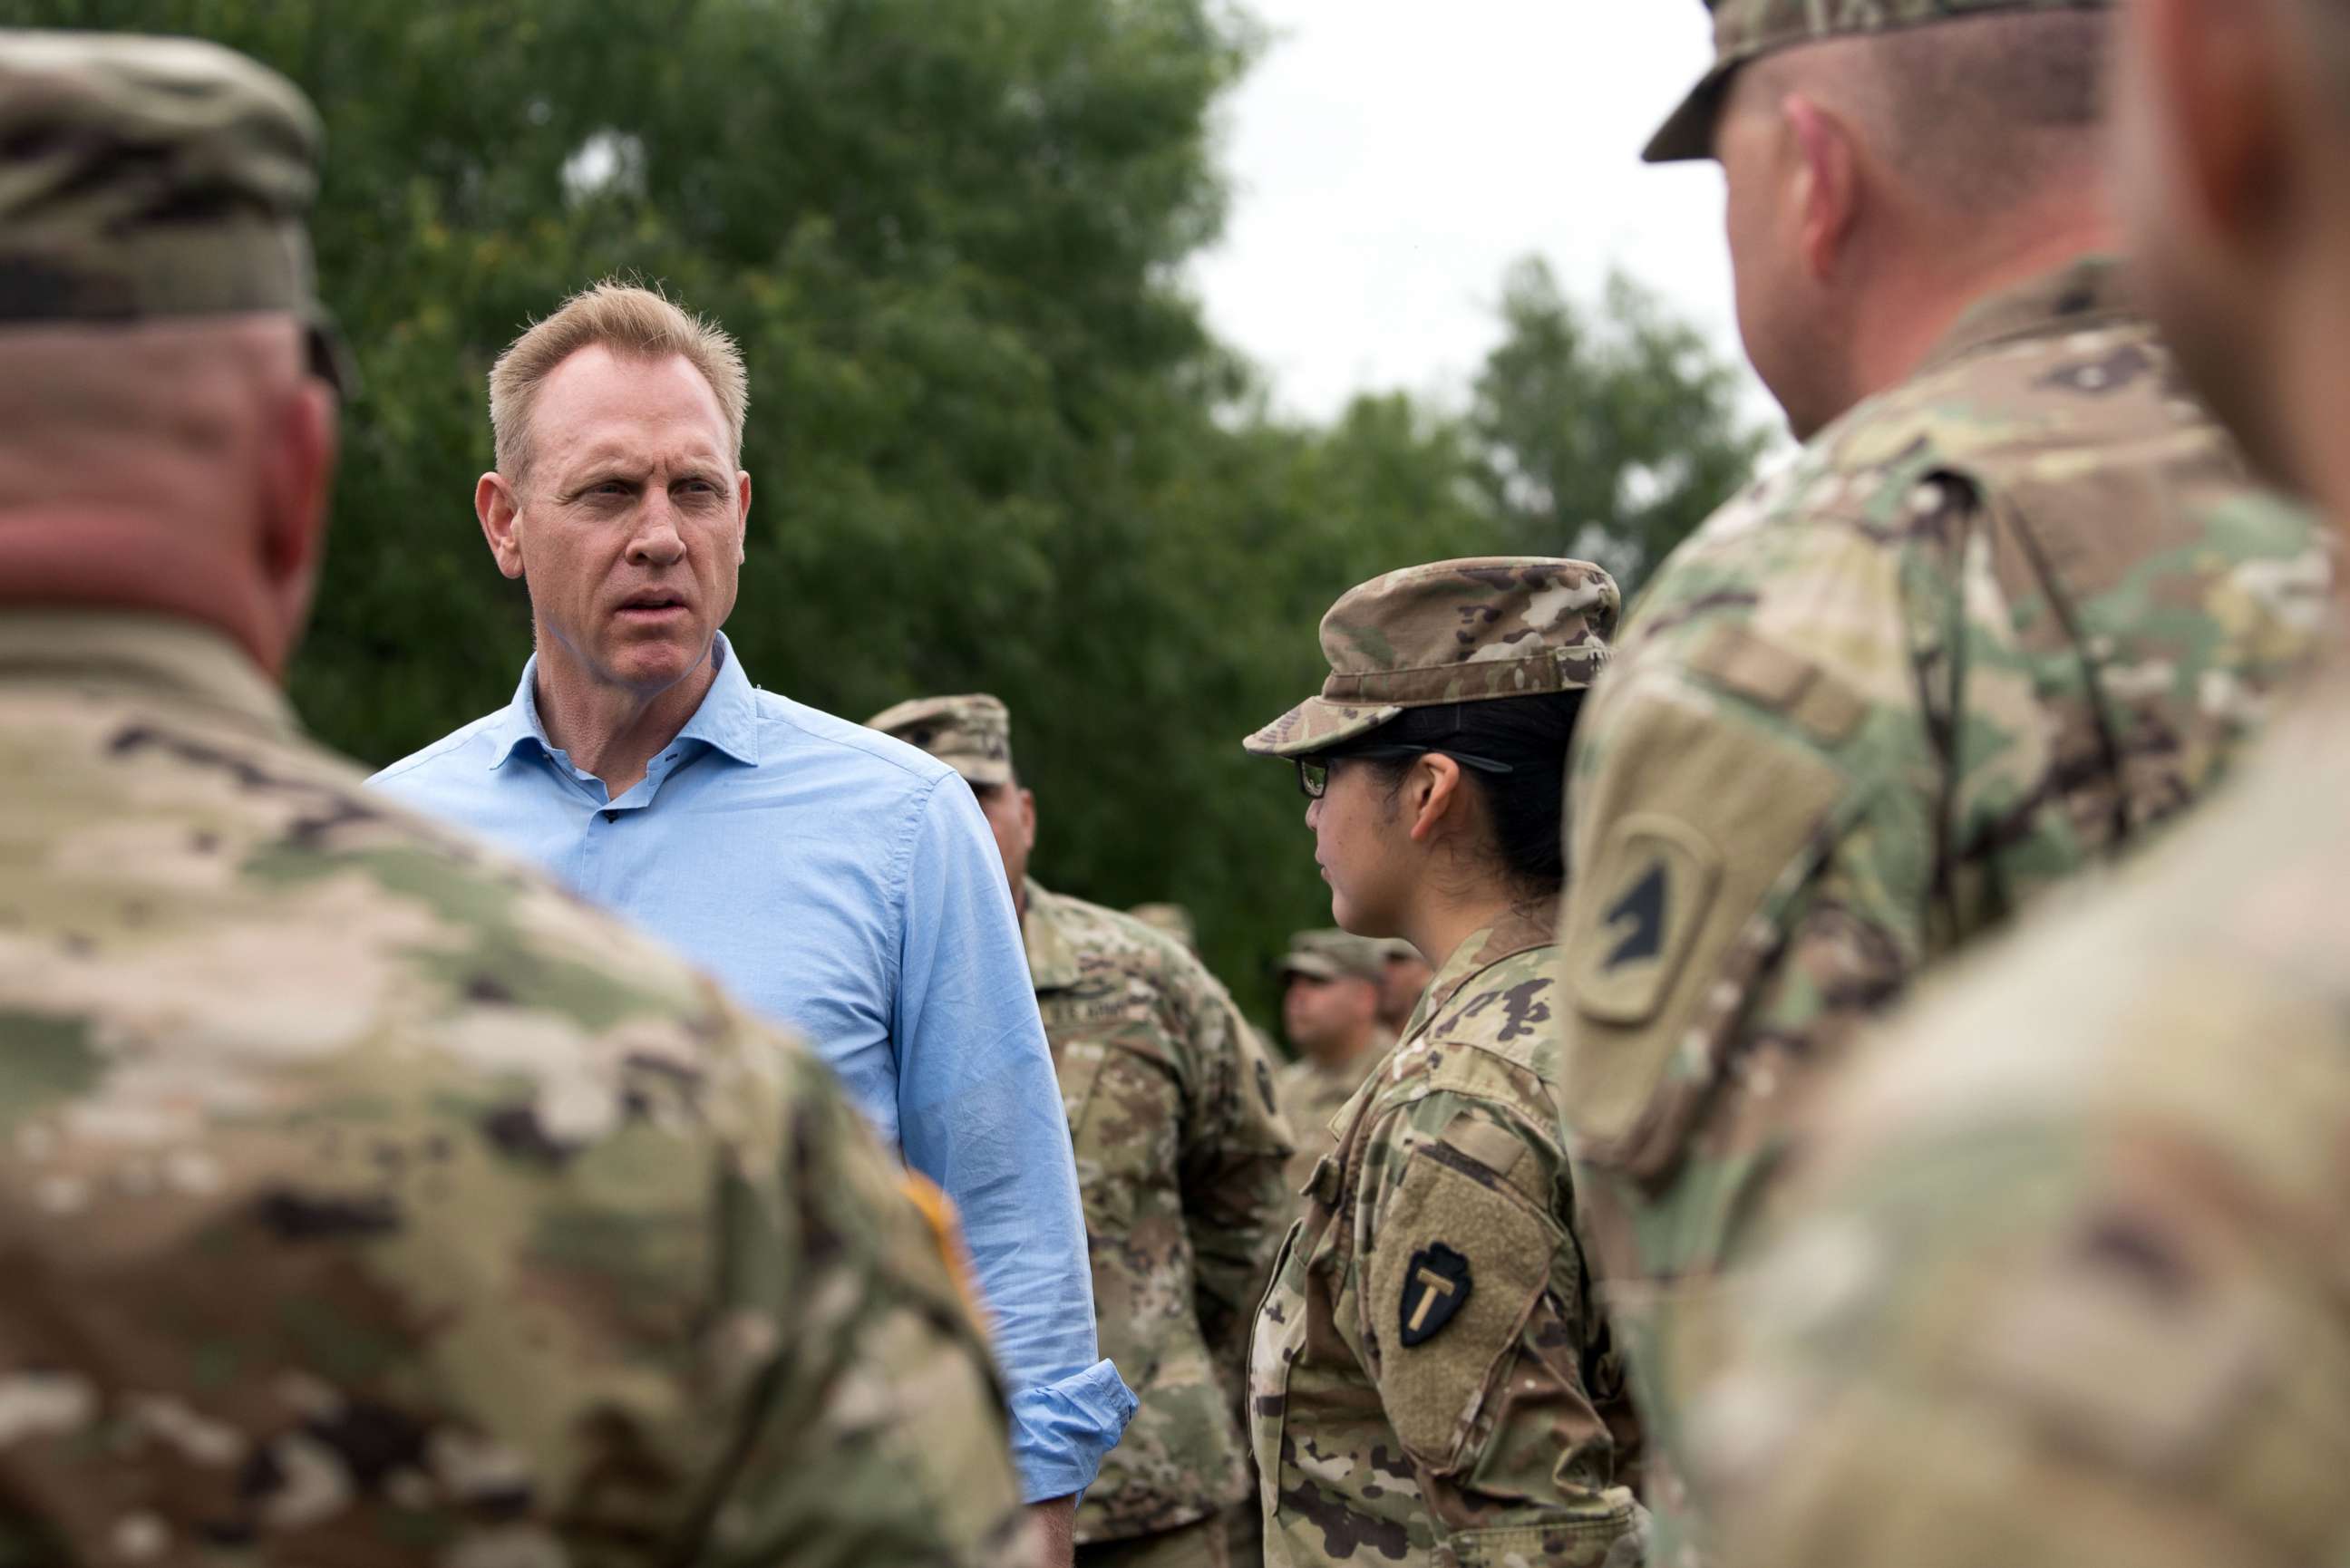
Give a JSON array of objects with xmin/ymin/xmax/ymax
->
[
  {"xmin": 1164, "ymin": 951, "xmax": 1296, "ymax": 1392},
  {"xmin": 1691, "ymin": 986, "xmax": 2350, "ymax": 1568},
  {"xmin": 694, "ymin": 1002, "xmax": 1040, "ymax": 1567},
  {"xmin": 1344, "ymin": 1080, "xmax": 1642, "ymax": 1568},
  {"xmin": 1555, "ymin": 504, "xmax": 1950, "ymax": 1288}
]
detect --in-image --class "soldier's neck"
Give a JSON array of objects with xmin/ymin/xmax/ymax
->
[
  {"xmin": 1846, "ymin": 216, "xmax": 2118, "ymax": 419},
  {"xmin": 1306, "ymin": 1023, "xmax": 1381, "ymax": 1071},
  {"xmin": 0, "ymin": 508, "xmax": 289, "ymax": 681}
]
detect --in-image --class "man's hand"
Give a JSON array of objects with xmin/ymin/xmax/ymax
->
[{"xmin": 1025, "ymin": 1495, "xmax": 1076, "ymax": 1568}]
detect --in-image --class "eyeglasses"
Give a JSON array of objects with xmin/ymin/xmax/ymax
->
[{"xmin": 1294, "ymin": 745, "xmax": 1516, "ymax": 799}]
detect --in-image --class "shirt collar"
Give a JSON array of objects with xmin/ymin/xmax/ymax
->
[
  {"xmin": 1915, "ymin": 255, "xmax": 2140, "ymax": 381},
  {"xmin": 0, "ymin": 610, "xmax": 298, "ymax": 737},
  {"xmin": 1405, "ymin": 901, "xmax": 1559, "ymax": 1039},
  {"xmin": 487, "ymin": 631, "xmax": 762, "ymax": 770},
  {"xmin": 1022, "ymin": 879, "xmax": 1084, "ymax": 992}
]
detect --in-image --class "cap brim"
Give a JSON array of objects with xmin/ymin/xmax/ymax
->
[
  {"xmin": 938, "ymin": 756, "xmax": 1015, "ymax": 788},
  {"xmin": 1278, "ymin": 954, "xmax": 1344, "ymax": 982},
  {"xmin": 1242, "ymin": 696, "xmax": 1403, "ymax": 760},
  {"xmin": 1642, "ymin": 61, "xmax": 1733, "ymax": 164}
]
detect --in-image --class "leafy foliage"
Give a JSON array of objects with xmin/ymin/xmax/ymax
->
[{"xmin": 23, "ymin": 0, "xmax": 1762, "ymax": 1020}]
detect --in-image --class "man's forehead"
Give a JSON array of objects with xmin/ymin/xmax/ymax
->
[{"xmin": 532, "ymin": 346, "xmax": 733, "ymax": 458}]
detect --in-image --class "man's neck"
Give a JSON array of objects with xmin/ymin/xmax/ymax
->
[
  {"xmin": 532, "ymin": 640, "xmax": 719, "ymax": 797},
  {"xmin": 1847, "ymin": 213, "xmax": 2116, "ymax": 415},
  {"xmin": 0, "ymin": 506, "xmax": 285, "ymax": 679},
  {"xmin": 1306, "ymin": 1024, "xmax": 1379, "ymax": 1072}
]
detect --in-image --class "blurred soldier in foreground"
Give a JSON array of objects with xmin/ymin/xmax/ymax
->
[
  {"xmin": 1271, "ymin": 931, "xmax": 1391, "ymax": 1195},
  {"xmin": 1552, "ymin": 1, "xmax": 2330, "ymax": 1549},
  {"xmin": 1373, "ymin": 937, "xmax": 1433, "ymax": 1037},
  {"xmin": 0, "ymin": 31, "xmax": 1033, "ymax": 1566},
  {"xmin": 1691, "ymin": 1, "xmax": 2350, "ymax": 1563},
  {"xmin": 1244, "ymin": 560, "xmax": 1644, "ymax": 1568},
  {"xmin": 872, "ymin": 694, "xmax": 1294, "ymax": 1568},
  {"xmin": 1129, "ymin": 903, "xmax": 1200, "ymax": 955}
]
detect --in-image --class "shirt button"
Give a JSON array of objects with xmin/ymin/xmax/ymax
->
[{"xmin": 602, "ymin": 810, "xmax": 618, "ymax": 824}]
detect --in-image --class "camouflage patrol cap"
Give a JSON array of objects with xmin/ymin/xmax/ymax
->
[
  {"xmin": 0, "ymin": 31, "xmax": 350, "ymax": 390},
  {"xmin": 1277, "ymin": 930, "xmax": 1387, "ymax": 986},
  {"xmin": 1242, "ymin": 557, "xmax": 1618, "ymax": 760},
  {"xmin": 868, "ymin": 693, "xmax": 1015, "ymax": 787},
  {"xmin": 1644, "ymin": 0, "xmax": 2111, "ymax": 164}
]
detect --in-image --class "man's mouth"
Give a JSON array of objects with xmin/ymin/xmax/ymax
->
[{"xmin": 617, "ymin": 592, "xmax": 688, "ymax": 619}]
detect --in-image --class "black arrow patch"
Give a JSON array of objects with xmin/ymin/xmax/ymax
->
[{"xmin": 1601, "ymin": 861, "xmax": 1667, "ymax": 971}]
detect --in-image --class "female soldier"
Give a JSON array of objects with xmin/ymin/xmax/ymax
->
[{"xmin": 1242, "ymin": 558, "xmax": 1644, "ymax": 1568}]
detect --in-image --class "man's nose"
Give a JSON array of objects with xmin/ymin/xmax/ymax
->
[{"xmin": 627, "ymin": 496, "xmax": 688, "ymax": 566}]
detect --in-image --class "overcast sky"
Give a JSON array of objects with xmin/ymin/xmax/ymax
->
[{"xmin": 1187, "ymin": 1, "xmax": 1765, "ymax": 424}]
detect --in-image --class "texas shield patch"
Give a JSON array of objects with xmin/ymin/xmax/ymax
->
[{"xmin": 1398, "ymin": 1242, "xmax": 1473, "ymax": 1347}]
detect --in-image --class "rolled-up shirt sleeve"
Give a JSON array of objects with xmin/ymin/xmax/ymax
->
[{"xmin": 893, "ymin": 778, "xmax": 1136, "ymax": 1502}]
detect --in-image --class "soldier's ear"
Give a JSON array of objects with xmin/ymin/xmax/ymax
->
[
  {"xmin": 1784, "ymin": 92, "xmax": 1860, "ymax": 283},
  {"xmin": 2142, "ymin": 0, "xmax": 2287, "ymax": 256},
  {"xmin": 477, "ymin": 472, "xmax": 525, "ymax": 581}
]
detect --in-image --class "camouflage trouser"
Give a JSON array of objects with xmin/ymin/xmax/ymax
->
[{"xmin": 1075, "ymin": 1515, "xmax": 1230, "ymax": 1568}]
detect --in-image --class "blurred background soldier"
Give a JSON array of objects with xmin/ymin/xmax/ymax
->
[
  {"xmin": 1685, "ymin": 0, "xmax": 2350, "ymax": 1563},
  {"xmin": 1244, "ymin": 559, "xmax": 1642, "ymax": 1568},
  {"xmin": 873, "ymin": 693, "xmax": 1294, "ymax": 1568},
  {"xmin": 1271, "ymin": 931, "xmax": 1392, "ymax": 1195},
  {"xmin": 1129, "ymin": 902, "xmax": 1202, "ymax": 955},
  {"xmin": 1373, "ymin": 937, "xmax": 1433, "ymax": 1037},
  {"xmin": 1553, "ymin": 1, "xmax": 2332, "ymax": 1552},
  {"xmin": 0, "ymin": 30, "xmax": 1033, "ymax": 1566}
]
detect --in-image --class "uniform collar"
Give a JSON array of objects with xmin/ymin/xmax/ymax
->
[
  {"xmin": 1406, "ymin": 901, "xmax": 1559, "ymax": 1038},
  {"xmin": 0, "ymin": 610, "xmax": 296, "ymax": 736},
  {"xmin": 1021, "ymin": 878, "xmax": 1084, "ymax": 992},
  {"xmin": 487, "ymin": 630, "xmax": 762, "ymax": 771},
  {"xmin": 1916, "ymin": 255, "xmax": 2141, "ymax": 381}
]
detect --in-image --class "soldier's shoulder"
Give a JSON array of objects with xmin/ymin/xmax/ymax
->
[
  {"xmin": 15, "ymin": 687, "xmax": 778, "ymax": 1110},
  {"xmin": 1700, "ymin": 713, "xmax": 2350, "ymax": 1555},
  {"xmin": 1375, "ymin": 947, "xmax": 1562, "ymax": 1121},
  {"xmin": 1041, "ymin": 886, "xmax": 1219, "ymax": 997}
]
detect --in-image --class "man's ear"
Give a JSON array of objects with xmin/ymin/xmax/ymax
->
[
  {"xmin": 254, "ymin": 376, "xmax": 338, "ymax": 662},
  {"xmin": 734, "ymin": 469, "xmax": 752, "ymax": 565},
  {"xmin": 2151, "ymin": 0, "xmax": 2288, "ymax": 253},
  {"xmin": 478, "ymin": 471, "xmax": 526, "ymax": 580},
  {"xmin": 1405, "ymin": 755, "xmax": 1467, "ymax": 845},
  {"xmin": 1785, "ymin": 92, "xmax": 1860, "ymax": 283},
  {"xmin": 1017, "ymin": 787, "xmax": 1038, "ymax": 856}
]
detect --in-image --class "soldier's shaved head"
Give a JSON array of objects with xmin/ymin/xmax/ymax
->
[
  {"xmin": 1713, "ymin": 9, "xmax": 2117, "ymax": 435},
  {"xmin": 1757, "ymin": 11, "xmax": 2107, "ymax": 215}
]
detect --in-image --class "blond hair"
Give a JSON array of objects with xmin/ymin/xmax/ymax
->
[{"xmin": 487, "ymin": 281, "xmax": 748, "ymax": 482}]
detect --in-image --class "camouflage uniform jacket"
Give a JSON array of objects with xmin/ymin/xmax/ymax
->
[
  {"xmin": 1251, "ymin": 907, "xmax": 1644, "ymax": 1568},
  {"xmin": 0, "ymin": 612, "xmax": 1034, "ymax": 1568},
  {"xmin": 1275, "ymin": 1035, "xmax": 1392, "ymax": 1196},
  {"xmin": 1691, "ymin": 660, "xmax": 2350, "ymax": 1568},
  {"xmin": 1024, "ymin": 880, "xmax": 1295, "ymax": 1544},
  {"xmin": 1552, "ymin": 259, "xmax": 2330, "ymax": 1542}
]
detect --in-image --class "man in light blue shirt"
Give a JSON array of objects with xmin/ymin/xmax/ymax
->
[{"xmin": 368, "ymin": 282, "xmax": 1131, "ymax": 1557}]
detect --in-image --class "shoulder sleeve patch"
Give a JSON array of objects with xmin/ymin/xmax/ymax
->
[
  {"xmin": 1368, "ymin": 1148, "xmax": 1559, "ymax": 1470},
  {"xmin": 1570, "ymin": 813, "xmax": 1721, "ymax": 1028},
  {"xmin": 1559, "ymin": 683, "xmax": 1854, "ymax": 1158}
]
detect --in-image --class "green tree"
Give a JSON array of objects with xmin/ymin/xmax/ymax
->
[
  {"xmin": 1469, "ymin": 256, "xmax": 1771, "ymax": 594},
  {"xmin": 16, "ymin": 2, "xmax": 1762, "ymax": 1021}
]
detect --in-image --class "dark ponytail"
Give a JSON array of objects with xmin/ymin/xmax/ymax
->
[{"xmin": 1354, "ymin": 691, "xmax": 1586, "ymax": 894}]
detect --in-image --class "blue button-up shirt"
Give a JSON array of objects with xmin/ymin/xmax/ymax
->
[{"xmin": 370, "ymin": 634, "xmax": 1133, "ymax": 1501}]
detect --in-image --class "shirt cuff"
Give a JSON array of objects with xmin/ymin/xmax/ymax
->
[{"xmin": 1005, "ymin": 1358, "xmax": 1137, "ymax": 1505}]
